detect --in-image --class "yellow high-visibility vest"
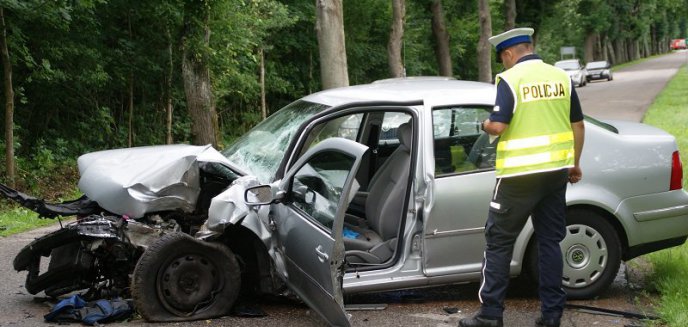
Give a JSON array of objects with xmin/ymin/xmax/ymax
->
[{"xmin": 494, "ymin": 59, "xmax": 574, "ymax": 178}]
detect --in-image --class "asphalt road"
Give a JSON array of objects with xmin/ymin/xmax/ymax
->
[
  {"xmin": 578, "ymin": 49, "xmax": 688, "ymax": 121},
  {"xmin": 2, "ymin": 51, "xmax": 686, "ymax": 327}
]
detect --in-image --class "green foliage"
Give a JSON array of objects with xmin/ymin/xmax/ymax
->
[
  {"xmin": 0, "ymin": 0, "xmax": 686, "ymax": 198},
  {"xmin": 535, "ymin": 1, "xmax": 584, "ymax": 63},
  {"xmin": 646, "ymin": 245, "xmax": 688, "ymax": 326}
]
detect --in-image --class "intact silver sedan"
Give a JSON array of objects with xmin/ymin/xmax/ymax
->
[{"xmin": 11, "ymin": 78, "xmax": 688, "ymax": 326}]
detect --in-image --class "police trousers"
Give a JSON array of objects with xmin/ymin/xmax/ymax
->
[{"xmin": 478, "ymin": 169, "xmax": 568, "ymax": 320}]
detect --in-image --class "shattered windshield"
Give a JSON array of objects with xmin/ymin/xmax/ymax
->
[{"xmin": 222, "ymin": 100, "xmax": 330, "ymax": 183}]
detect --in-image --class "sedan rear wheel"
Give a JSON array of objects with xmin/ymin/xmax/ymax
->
[{"xmin": 525, "ymin": 209, "xmax": 621, "ymax": 299}]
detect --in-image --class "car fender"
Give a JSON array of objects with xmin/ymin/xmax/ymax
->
[
  {"xmin": 198, "ymin": 175, "xmax": 272, "ymax": 246},
  {"xmin": 565, "ymin": 184, "xmax": 635, "ymax": 245}
]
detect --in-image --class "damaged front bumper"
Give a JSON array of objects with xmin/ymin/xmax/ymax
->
[{"xmin": 13, "ymin": 213, "xmax": 180, "ymax": 298}]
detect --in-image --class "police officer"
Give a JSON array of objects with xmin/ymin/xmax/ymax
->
[{"xmin": 459, "ymin": 28, "xmax": 585, "ymax": 327}]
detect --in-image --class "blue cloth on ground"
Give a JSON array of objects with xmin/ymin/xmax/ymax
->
[
  {"xmin": 44, "ymin": 294, "xmax": 87, "ymax": 322},
  {"xmin": 79, "ymin": 298, "xmax": 132, "ymax": 325},
  {"xmin": 343, "ymin": 226, "xmax": 360, "ymax": 239},
  {"xmin": 44, "ymin": 295, "xmax": 132, "ymax": 325}
]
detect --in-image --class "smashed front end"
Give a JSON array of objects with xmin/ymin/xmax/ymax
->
[
  {"xmin": 5, "ymin": 144, "xmax": 244, "ymax": 299},
  {"xmin": 13, "ymin": 214, "xmax": 180, "ymax": 298}
]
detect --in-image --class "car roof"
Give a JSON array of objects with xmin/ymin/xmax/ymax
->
[
  {"xmin": 555, "ymin": 59, "xmax": 580, "ymax": 64},
  {"xmin": 302, "ymin": 78, "xmax": 496, "ymax": 107}
]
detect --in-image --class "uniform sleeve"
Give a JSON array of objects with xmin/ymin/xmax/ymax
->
[
  {"xmin": 570, "ymin": 83, "xmax": 584, "ymax": 123},
  {"xmin": 490, "ymin": 79, "xmax": 514, "ymax": 124}
]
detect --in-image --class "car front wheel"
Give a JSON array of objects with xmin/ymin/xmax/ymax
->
[
  {"xmin": 525, "ymin": 209, "xmax": 621, "ymax": 300},
  {"xmin": 131, "ymin": 232, "xmax": 241, "ymax": 322}
]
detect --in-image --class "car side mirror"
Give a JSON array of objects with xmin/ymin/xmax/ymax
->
[
  {"xmin": 245, "ymin": 184, "xmax": 278, "ymax": 205},
  {"xmin": 293, "ymin": 184, "xmax": 316, "ymax": 204}
]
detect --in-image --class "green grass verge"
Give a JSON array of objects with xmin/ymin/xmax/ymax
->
[
  {"xmin": 643, "ymin": 65, "xmax": 688, "ymax": 188},
  {"xmin": 0, "ymin": 206, "xmax": 59, "ymax": 237},
  {"xmin": 611, "ymin": 53, "xmax": 667, "ymax": 72},
  {"xmin": 642, "ymin": 65, "xmax": 688, "ymax": 327}
]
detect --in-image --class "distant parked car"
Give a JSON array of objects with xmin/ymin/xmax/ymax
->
[
  {"xmin": 585, "ymin": 60, "xmax": 613, "ymax": 82},
  {"xmin": 555, "ymin": 59, "xmax": 587, "ymax": 87}
]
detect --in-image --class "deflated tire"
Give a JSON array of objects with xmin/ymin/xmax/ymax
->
[{"xmin": 131, "ymin": 232, "xmax": 241, "ymax": 322}]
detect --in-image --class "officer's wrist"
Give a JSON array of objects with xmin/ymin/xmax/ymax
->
[{"xmin": 480, "ymin": 119, "xmax": 488, "ymax": 132}]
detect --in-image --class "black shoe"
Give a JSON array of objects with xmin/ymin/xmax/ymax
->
[
  {"xmin": 535, "ymin": 316, "xmax": 560, "ymax": 327},
  {"xmin": 459, "ymin": 314, "xmax": 503, "ymax": 327}
]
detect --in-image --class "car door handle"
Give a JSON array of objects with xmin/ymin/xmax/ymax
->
[{"xmin": 315, "ymin": 245, "xmax": 329, "ymax": 263}]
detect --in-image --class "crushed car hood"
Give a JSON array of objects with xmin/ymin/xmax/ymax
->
[{"xmin": 78, "ymin": 144, "xmax": 236, "ymax": 218}]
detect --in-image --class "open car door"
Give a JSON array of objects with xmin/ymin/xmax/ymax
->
[{"xmin": 267, "ymin": 138, "xmax": 368, "ymax": 326}]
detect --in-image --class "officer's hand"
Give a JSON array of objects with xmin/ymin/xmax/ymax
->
[{"xmin": 568, "ymin": 166, "xmax": 582, "ymax": 184}]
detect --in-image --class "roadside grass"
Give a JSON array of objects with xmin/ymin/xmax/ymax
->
[
  {"xmin": 0, "ymin": 206, "xmax": 58, "ymax": 237},
  {"xmin": 641, "ymin": 65, "xmax": 688, "ymax": 327},
  {"xmin": 611, "ymin": 53, "xmax": 666, "ymax": 72}
]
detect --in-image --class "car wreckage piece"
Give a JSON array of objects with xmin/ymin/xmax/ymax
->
[{"xmin": 5, "ymin": 145, "xmax": 283, "ymax": 322}]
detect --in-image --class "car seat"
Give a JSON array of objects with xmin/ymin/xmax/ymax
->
[{"xmin": 343, "ymin": 122, "xmax": 412, "ymax": 264}]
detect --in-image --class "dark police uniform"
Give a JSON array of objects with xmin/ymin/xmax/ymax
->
[{"xmin": 476, "ymin": 53, "xmax": 583, "ymax": 323}]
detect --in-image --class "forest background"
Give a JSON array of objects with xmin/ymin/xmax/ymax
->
[{"xmin": 0, "ymin": 0, "xmax": 687, "ymax": 196}]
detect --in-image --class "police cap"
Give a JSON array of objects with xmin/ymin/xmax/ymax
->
[{"xmin": 488, "ymin": 27, "xmax": 534, "ymax": 54}]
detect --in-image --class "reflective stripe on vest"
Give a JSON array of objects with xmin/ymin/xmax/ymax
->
[
  {"xmin": 496, "ymin": 131, "xmax": 573, "ymax": 151},
  {"xmin": 494, "ymin": 60, "xmax": 574, "ymax": 178}
]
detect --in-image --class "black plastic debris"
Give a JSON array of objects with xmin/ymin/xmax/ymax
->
[
  {"xmin": 345, "ymin": 304, "xmax": 388, "ymax": 311},
  {"xmin": 443, "ymin": 306, "xmax": 459, "ymax": 314},
  {"xmin": 230, "ymin": 304, "xmax": 267, "ymax": 317},
  {"xmin": 0, "ymin": 183, "xmax": 100, "ymax": 218},
  {"xmin": 565, "ymin": 304, "xmax": 660, "ymax": 321}
]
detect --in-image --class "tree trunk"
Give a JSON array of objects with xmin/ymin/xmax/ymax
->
[
  {"xmin": 477, "ymin": 0, "xmax": 492, "ymax": 83},
  {"xmin": 650, "ymin": 25, "xmax": 658, "ymax": 55},
  {"xmin": 0, "ymin": 8, "xmax": 14, "ymax": 187},
  {"xmin": 260, "ymin": 48, "xmax": 266, "ymax": 119},
  {"xmin": 583, "ymin": 32, "xmax": 595, "ymax": 62},
  {"xmin": 315, "ymin": 0, "xmax": 349, "ymax": 89},
  {"xmin": 165, "ymin": 26, "xmax": 174, "ymax": 145},
  {"xmin": 606, "ymin": 39, "xmax": 615, "ymax": 65},
  {"xmin": 387, "ymin": 0, "xmax": 405, "ymax": 78},
  {"xmin": 182, "ymin": 7, "xmax": 219, "ymax": 147},
  {"xmin": 128, "ymin": 73, "xmax": 134, "ymax": 147},
  {"xmin": 430, "ymin": 0, "xmax": 452, "ymax": 77},
  {"xmin": 594, "ymin": 33, "xmax": 604, "ymax": 60},
  {"xmin": 504, "ymin": 0, "xmax": 516, "ymax": 30},
  {"xmin": 127, "ymin": 14, "xmax": 134, "ymax": 147},
  {"xmin": 629, "ymin": 39, "xmax": 639, "ymax": 61},
  {"xmin": 614, "ymin": 39, "xmax": 625, "ymax": 64}
]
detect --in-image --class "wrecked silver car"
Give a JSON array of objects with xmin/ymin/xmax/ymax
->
[{"xmin": 6, "ymin": 78, "xmax": 688, "ymax": 326}]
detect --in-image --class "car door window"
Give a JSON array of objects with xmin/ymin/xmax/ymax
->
[
  {"xmin": 304, "ymin": 114, "xmax": 364, "ymax": 149},
  {"xmin": 433, "ymin": 107, "xmax": 494, "ymax": 176},
  {"xmin": 379, "ymin": 112, "xmax": 412, "ymax": 145},
  {"xmin": 291, "ymin": 150, "xmax": 357, "ymax": 230}
]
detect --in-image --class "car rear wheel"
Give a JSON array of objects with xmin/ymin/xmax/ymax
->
[
  {"xmin": 132, "ymin": 232, "xmax": 241, "ymax": 322},
  {"xmin": 525, "ymin": 209, "xmax": 621, "ymax": 300}
]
